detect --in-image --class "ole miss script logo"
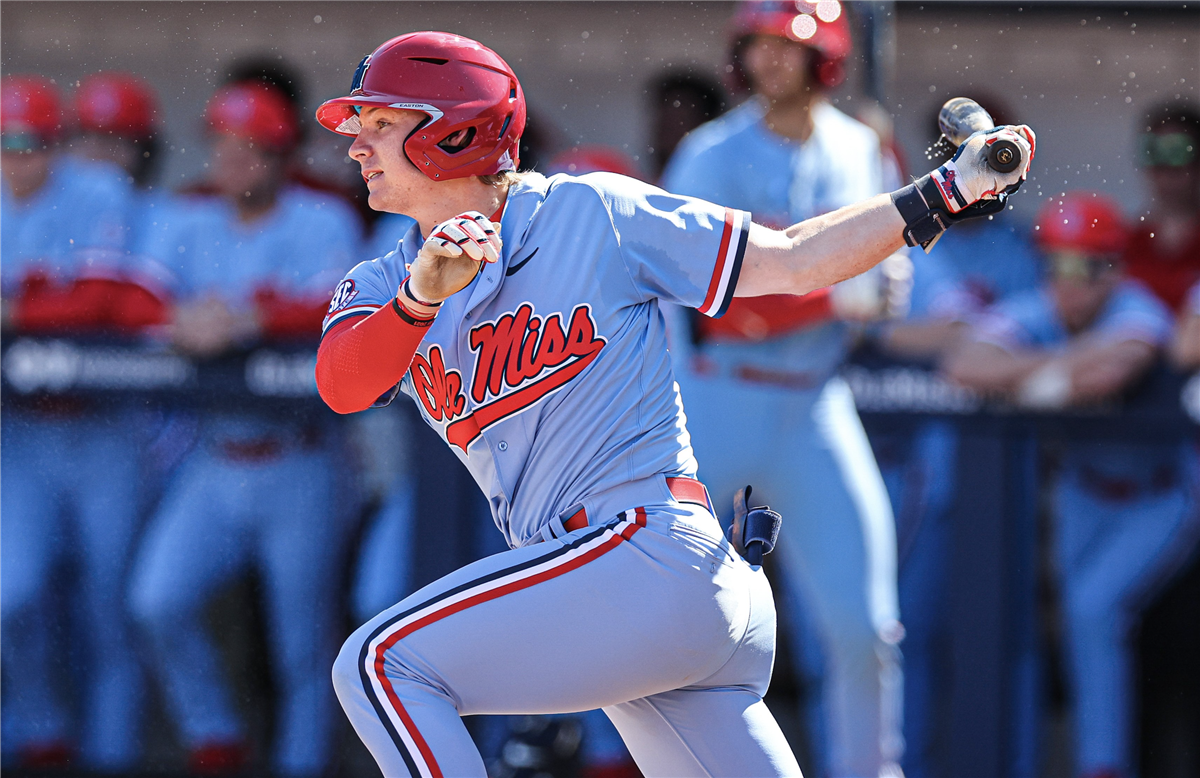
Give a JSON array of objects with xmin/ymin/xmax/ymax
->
[{"xmin": 409, "ymin": 303, "xmax": 606, "ymax": 452}]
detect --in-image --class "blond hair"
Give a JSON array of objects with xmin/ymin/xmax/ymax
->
[{"xmin": 479, "ymin": 170, "xmax": 525, "ymax": 187}]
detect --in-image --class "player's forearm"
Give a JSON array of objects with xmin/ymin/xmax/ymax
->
[
  {"xmin": 736, "ymin": 194, "xmax": 907, "ymax": 298},
  {"xmin": 1066, "ymin": 339, "xmax": 1157, "ymax": 401},
  {"xmin": 880, "ymin": 319, "xmax": 968, "ymax": 361},
  {"xmin": 316, "ymin": 302, "xmax": 432, "ymax": 414},
  {"xmin": 942, "ymin": 340, "xmax": 1051, "ymax": 395},
  {"xmin": 1171, "ymin": 315, "xmax": 1200, "ymax": 370}
]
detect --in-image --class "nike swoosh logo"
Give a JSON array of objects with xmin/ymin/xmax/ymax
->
[{"xmin": 505, "ymin": 247, "xmax": 539, "ymax": 276}]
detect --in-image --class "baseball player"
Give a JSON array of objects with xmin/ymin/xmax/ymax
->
[
  {"xmin": 1, "ymin": 75, "xmax": 165, "ymax": 770},
  {"xmin": 127, "ymin": 79, "xmax": 362, "ymax": 777},
  {"xmin": 1123, "ymin": 101, "xmax": 1200, "ymax": 313},
  {"xmin": 310, "ymin": 30, "xmax": 1033, "ymax": 776},
  {"xmin": 945, "ymin": 192, "xmax": 1197, "ymax": 778},
  {"xmin": 659, "ymin": 4, "xmax": 909, "ymax": 775},
  {"xmin": 70, "ymin": 71, "xmax": 177, "ymax": 258},
  {"xmin": 872, "ymin": 165, "xmax": 1041, "ymax": 778}
]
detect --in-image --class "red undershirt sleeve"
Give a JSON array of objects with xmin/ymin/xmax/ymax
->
[
  {"xmin": 697, "ymin": 287, "xmax": 834, "ymax": 342},
  {"xmin": 315, "ymin": 301, "xmax": 430, "ymax": 415}
]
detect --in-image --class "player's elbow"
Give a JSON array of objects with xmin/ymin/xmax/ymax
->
[
  {"xmin": 318, "ymin": 387, "xmax": 368, "ymax": 415},
  {"xmin": 315, "ymin": 371, "xmax": 372, "ymax": 415},
  {"xmin": 314, "ymin": 349, "xmax": 370, "ymax": 415}
]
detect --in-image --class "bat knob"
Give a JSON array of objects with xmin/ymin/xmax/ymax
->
[{"xmin": 988, "ymin": 140, "xmax": 1021, "ymax": 174}]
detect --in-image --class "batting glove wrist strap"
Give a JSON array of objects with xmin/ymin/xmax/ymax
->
[
  {"xmin": 392, "ymin": 277, "xmax": 441, "ymax": 328},
  {"xmin": 892, "ymin": 175, "xmax": 1007, "ymax": 252},
  {"xmin": 891, "ymin": 176, "xmax": 948, "ymax": 250}
]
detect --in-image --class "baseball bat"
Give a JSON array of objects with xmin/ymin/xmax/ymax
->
[{"xmin": 937, "ymin": 96, "xmax": 1022, "ymax": 174}]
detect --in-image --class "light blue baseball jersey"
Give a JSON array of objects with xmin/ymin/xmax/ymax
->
[
  {"xmin": 323, "ymin": 171, "xmax": 750, "ymax": 549},
  {"xmin": 1, "ymin": 156, "xmax": 133, "ymax": 292},
  {"xmin": 662, "ymin": 98, "xmax": 884, "ymax": 381},
  {"xmin": 974, "ymin": 280, "xmax": 1174, "ymax": 481},
  {"xmin": 140, "ymin": 184, "xmax": 358, "ymax": 305},
  {"xmin": 140, "ymin": 184, "xmax": 362, "ymax": 442}
]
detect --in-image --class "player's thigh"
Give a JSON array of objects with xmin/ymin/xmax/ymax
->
[
  {"xmin": 257, "ymin": 450, "xmax": 346, "ymax": 570},
  {"xmin": 341, "ymin": 517, "xmax": 752, "ymax": 718},
  {"xmin": 72, "ymin": 420, "xmax": 144, "ymax": 587},
  {"xmin": 352, "ymin": 475, "xmax": 418, "ymax": 625},
  {"xmin": 258, "ymin": 455, "xmax": 348, "ymax": 659},
  {"xmin": 0, "ymin": 416, "xmax": 64, "ymax": 616},
  {"xmin": 1058, "ymin": 479, "xmax": 1198, "ymax": 616},
  {"xmin": 606, "ymin": 686, "xmax": 802, "ymax": 777},
  {"xmin": 128, "ymin": 452, "xmax": 247, "ymax": 618},
  {"xmin": 771, "ymin": 379, "xmax": 897, "ymax": 632}
]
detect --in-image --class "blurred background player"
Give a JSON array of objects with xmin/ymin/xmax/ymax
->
[
  {"xmin": 1129, "ymin": 99, "xmax": 1200, "ymax": 778},
  {"xmin": 870, "ymin": 95, "xmax": 1043, "ymax": 778},
  {"xmin": 70, "ymin": 71, "xmax": 160, "ymax": 190},
  {"xmin": 661, "ymin": 3, "xmax": 906, "ymax": 775},
  {"xmin": 945, "ymin": 192, "xmax": 1200, "ymax": 778},
  {"xmin": 127, "ymin": 77, "xmax": 362, "ymax": 777},
  {"xmin": 1, "ymin": 74, "xmax": 166, "ymax": 771},
  {"xmin": 1124, "ymin": 101, "xmax": 1200, "ymax": 315}
]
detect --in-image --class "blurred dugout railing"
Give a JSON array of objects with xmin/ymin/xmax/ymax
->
[{"xmin": 3, "ymin": 335, "xmax": 1197, "ymax": 778}]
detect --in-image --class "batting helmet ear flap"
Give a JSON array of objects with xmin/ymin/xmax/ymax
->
[{"xmin": 437, "ymin": 127, "xmax": 477, "ymax": 154}]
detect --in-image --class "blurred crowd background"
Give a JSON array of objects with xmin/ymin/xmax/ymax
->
[{"xmin": 2, "ymin": 2, "xmax": 1198, "ymax": 778}]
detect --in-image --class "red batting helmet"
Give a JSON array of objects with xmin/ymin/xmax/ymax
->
[
  {"xmin": 731, "ymin": 0, "xmax": 852, "ymax": 89},
  {"xmin": 75, "ymin": 73, "xmax": 158, "ymax": 140},
  {"xmin": 206, "ymin": 81, "xmax": 299, "ymax": 153},
  {"xmin": 1035, "ymin": 192, "xmax": 1129, "ymax": 256},
  {"xmin": 2, "ymin": 75, "xmax": 64, "ymax": 144},
  {"xmin": 316, "ymin": 31, "xmax": 526, "ymax": 181}
]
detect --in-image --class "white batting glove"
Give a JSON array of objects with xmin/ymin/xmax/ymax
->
[
  {"xmin": 407, "ymin": 211, "xmax": 503, "ymax": 303},
  {"xmin": 931, "ymin": 125, "xmax": 1036, "ymax": 213},
  {"xmin": 424, "ymin": 211, "xmax": 502, "ymax": 264}
]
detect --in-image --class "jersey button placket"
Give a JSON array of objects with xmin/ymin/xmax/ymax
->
[{"xmin": 497, "ymin": 441, "xmax": 508, "ymax": 451}]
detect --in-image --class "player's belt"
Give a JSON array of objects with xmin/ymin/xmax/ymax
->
[
  {"xmin": 219, "ymin": 437, "xmax": 284, "ymax": 461},
  {"xmin": 562, "ymin": 476, "xmax": 712, "ymax": 532}
]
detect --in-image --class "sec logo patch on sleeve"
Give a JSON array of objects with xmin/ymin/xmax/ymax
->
[{"xmin": 328, "ymin": 279, "xmax": 359, "ymax": 313}]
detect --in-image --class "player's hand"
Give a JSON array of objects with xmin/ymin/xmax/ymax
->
[
  {"xmin": 407, "ymin": 212, "xmax": 502, "ymax": 303},
  {"xmin": 170, "ymin": 295, "xmax": 259, "ymax": 358},
  {"xmin": 932, "ymin": 125, "xmax": 1036, "ymax": 213}
]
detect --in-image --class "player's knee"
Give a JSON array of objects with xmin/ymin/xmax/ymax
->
[
  {"xmin": 332, "ymin": 630, "xmax": 369, "ymax": 703},
  {"xmin": 128, "ymin": 571, "xmax": 194, "ymax": 632},
  {"xmin": 1063, "ymin": 589, "xmax": 1116, "ymax": 632}
]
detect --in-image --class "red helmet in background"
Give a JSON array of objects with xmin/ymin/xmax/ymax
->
[
  {"xmin": 730, "ymin": 0, "xmax": 852, "ymax": 89},
  {"xmin": 1035, "ymin": 192, "xmax": 1129, "ymax": 256},
  {"xmin": 546, "ymin": 146, "xmax": 643, "ymax": 180},
  {"xmin": 75, "ymin": 72, "xmax": 158, "ymax": 140},
  {"xmin": 206, "ymin": 81, "xmax": 299, "ymax": 153},
  {"xmin": 316, "ymin": 31, "xmax": 526, "ymax": 181},
  {"xmin": 1, "ymin": 75, "xmax": 64, "ymax": 144}
]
